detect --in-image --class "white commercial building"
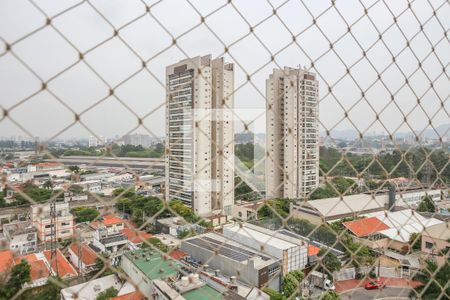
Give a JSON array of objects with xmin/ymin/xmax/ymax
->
[
  {"xmin": 266, "ymin": 67, "xmax": 319, "ymax": 199},
  {"xmin": 222, "ymin": 223, "xmax": 308, "ymax": 274},
  {"xmin": 165, "ymin": 55, "xmax": 234, "ymax": 216}
]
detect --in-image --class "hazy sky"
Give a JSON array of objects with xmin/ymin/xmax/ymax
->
[{"xmin": 0, "ymin": 0, "xmax": 448, "ymax": 142}]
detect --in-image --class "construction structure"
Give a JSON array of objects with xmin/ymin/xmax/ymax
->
[
  {"xmin": 165, "ymin": 54, "xmax": 235, "ymax": 216},
  {"xmin": 265, "ymin": 67, "xmax": 319, "ymax": 199}
]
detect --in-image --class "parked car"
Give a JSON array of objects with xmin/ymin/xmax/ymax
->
[{"xmin": 365, "ymin": 278, "xmax": 384, "ymax": 290}]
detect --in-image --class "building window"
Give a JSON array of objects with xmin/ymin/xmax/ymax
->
[{"xmin": 425, "ymin": 242, "xmax": 434, "ymax": 249}]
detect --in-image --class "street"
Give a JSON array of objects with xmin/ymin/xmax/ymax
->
[{"xmin": 340, "ymin": 287, "xmax": 412, "ymax": 300}]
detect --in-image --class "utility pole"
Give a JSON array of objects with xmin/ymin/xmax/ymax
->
[{"xmin": 50, "ymin": 200, "xmax": 58, "ymax": 275}]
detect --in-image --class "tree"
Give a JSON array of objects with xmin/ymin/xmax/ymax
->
[
  {"xmin": 68, "ymin": 165, "xmax": 80, "ymax": 174},
  {"xmin": 96, "ymin": 287, "xmax": 118, "ymax": 300},
  {"xmin": 282, "ymin": 270, "xmax": 304, "ymax": 298},
  {"xmin": 43, "ymin": 180, "xmax": 53, "ymax": 190},
  {"xmin": 263, "ymin": 288, "xmax": 285, "ymax": 300},
  {"xmin": 318, "ymin": 248, "xmax": 342, "ymax": 274},
  {"xmin": 0, "ymin": 259, "xmax": 31, "ymax": 299},
  {"xmin": 417, "ymin": 196, "xmax": 436, "ymax": 213},
  {"xmin": 411, "ymin": 258, "xmax": 450, "ymax": 300},
  {"xmin": 71, "ymin": 207, "xmax": 100, "ymax": 222},
  {"xmin": 33, "ymin": 276, "xmax": 64, "ymax": 300},
  {"xmin": 408, "ymin": 232, "xmax": 422, "ymax": 252},
  {"xmin": 319, "ymin": 291, "xmax": 340, "ymax": 300}
]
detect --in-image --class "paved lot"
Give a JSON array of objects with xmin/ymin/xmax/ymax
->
[
  {"xmin": 336, "ymin": 277, "xmax": 422, "ymax": 293},
  {"xmin": 340, "ymin": 286, "xmax": 412, "ymax": 300}
]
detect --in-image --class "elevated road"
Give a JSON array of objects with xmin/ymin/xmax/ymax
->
[{"xmin": 45, "ymin": 156, "xmax": 164, "ymax": 169}]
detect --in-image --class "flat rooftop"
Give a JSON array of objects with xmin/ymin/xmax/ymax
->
[
  {"xmin": 223, "ymin": 223, "xmax": 298, "ymax": 250},
  {"xmin": 124, "ymin": 249, "xmax": 180, "ymax": 280},
  {"xmin": 182, "ymin": 285, "xmax": 222, "ymax": 300}
]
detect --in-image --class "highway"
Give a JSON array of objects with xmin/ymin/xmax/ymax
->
[
  {"xmin": 0, "ymin": 197, "xmax": 117, "ymax": 221},
  {"xmin": 44, "ymin": 156, "xmax": 164, "ymax": 169}
]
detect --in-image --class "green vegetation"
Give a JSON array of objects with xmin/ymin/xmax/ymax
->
[
  {"xmin": 96, "ymin": 287, "xmax": 118, "ymax": 300},
  {"xmin": 114, "ymin": 187, "xmax": 164, "ymax": 227},
  {"xmin": 310, "ymin": 177, "xmax": 359, "ymax": 200},
  {"xmin": 235, "ymin": 176, "xmax": 259, "ymax": 201},
  {"xmin": 55, "ymin": 143, "xmax": 164, "ymax": 159},
  {"xmin": 32, "ymin": 276, "xmax": 64, "ymax": 300},
  {"xmin": 320, "ymin": 146, "xmax": 450, "ymax": 183},
  {"xmin": 417, "ymin": 195, "xmax": 436, "ymax": 213},
  {"xmin": 257, "ymin": 199, "xmax": 293, "ymax": 219},
  {"xmin": 412, "ymin": 258, "xmax": 450, "ymax": 300},
  {"xmin": 142, "ymin": 237, "xmax": 169, "ymax": 252},
  {"xmin": 71, "ymin": 206, "xmax": 100, "ymax": 222},
  {"xmin": 282, "ymin": 270, "xmax": 304, "ymax": 298},
  {"xmin": 1, "ymin": 182, "xmax": 57, "ymax": 208},
  {"xmin": 409, "ymin": 232, "xmax": 422, "ymax": 252},
  {"xmin": 235, "ymin": 142, "xmax": 264, "ymax": 169},
  {"xmin": 169, "ymin": 200, "xmax": 212, "ymax": 227},
  {"xmin": 114, "ymin": 188, "xmax": 210, "ymax": 228},
  {"xmin": 319, "ymin": 291, "xmax": 341, "ymax": 300},
  {"xmin": 318, "ymin": 248, "xmax": 342, "ymax": 274},
  {"xmin": 0, "ymin": 260, "xmax": 31, "ymax": 299}
]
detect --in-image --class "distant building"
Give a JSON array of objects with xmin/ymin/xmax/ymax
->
[
  {"xmin": 165, "ymin": 55, "xmax": 234, "ymax": 217},
  {"xmin": 2, "ymin": 221, "xmax": 37, "ymax": 254},
  {"xmin": 123, "ymin": 133, "xmax": 152, "ymax": 147},
  {"xmin": 266, "ymin": 67, "xmax": 319, "ymax": 199},
  {"xmin": 31, "ymin": 202, "xmax": 74, "ymax": 242}
]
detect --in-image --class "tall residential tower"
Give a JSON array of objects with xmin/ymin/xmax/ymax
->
[
  {"xmin": 165, "ymin": 55, "xmax": 234, "ymax": 216},
  {"xmin": 266, "ymin": 67, "xmax": 319, "ymax": 199}
]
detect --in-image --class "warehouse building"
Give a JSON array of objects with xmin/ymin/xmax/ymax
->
[
  {"xmin": 181, "ymin": 232, "xmax": 281, "ymax": 291},
  {"xmin": 222, "ymin": 223, "xmax": 308, "ymax": 274}
]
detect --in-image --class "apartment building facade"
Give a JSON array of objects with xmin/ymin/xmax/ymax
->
[
  {"xmin": 165, "ymin": 55, "xmax": 234, "ymax": 216},
  {"xmin": 266, "ymin": 67, "xmax": 319, "ymax": 199},
  {"xmin": 31, "ymin": 202, "xmax": 74, "ymax": 242}
]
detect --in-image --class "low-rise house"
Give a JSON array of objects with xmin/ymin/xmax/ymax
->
[
  {"xmin": 64, "ymin": 191, "xmax": 88, "ymax": 202},
  {"xmin": 0, "ymin": 249, "xmax": 13, "ymax": 274},
  {"xmin": 11, "ymin": 249, "xmax": 77, "ymax": 288},
  {"xmin": 121, "ymin": 228, "xmax": 152, "ymax": 249},
  {"xmin": 91, "ymin": 226, "xmax": 128, "ymax": 265},
  {"xmin": 2, "ymin": 221, "xmax": 37, "ymax": 254},
  {"xmin": 421, "ymin": 222, "xmax": 450, "ymax": 265},
  {"xmin": 68, "ymin": 242, "xmax": 98, "ymax": 275},
  {"xmin": 343, "ymin": 209, "xmax": 444, "ymax": 253}
]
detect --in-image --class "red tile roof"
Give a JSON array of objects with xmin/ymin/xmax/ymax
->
[
  {"xmin": 169, "ymin": 249, "xmax": 188, "ymax": 260},
  {"xmin": 43, "ymin": 249, "xmax": 78, "ymax": 279},
  {"xmin": 102, "ymin": 214, "xmax": 125, "ymax": 225},
  {"xmin": 70, "ymin": 243, "xmax": 98, "ymax": 266},
  {"xmin": 308, "ymin": 244, "xmax": 321, "ymax": 257},
  {"xmin": 343, "ymin": 217, "xmax": 390, "ymax": 238},
  {"xmin": 29, "ymin": 260, "xmax": 50, "ymax": 281},
  {"xmin": 110, "ymin": 291, "xmax": 144, "ymax": 300},
  {"xmin": 121, "ymin": 228, "xmax": 151, "ymax": 244},
  {"xmin": 0, "ymin": 250, "xmax": 13, "ymax": 273}
]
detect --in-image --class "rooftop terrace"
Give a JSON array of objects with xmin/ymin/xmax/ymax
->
[
  {"xmin": 124, "ymin": 249, "xmax": 180, "ymax": 280},
  {"xmin": 182, "ymin": 285, "xmax": 222, "ymax": 300}
]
